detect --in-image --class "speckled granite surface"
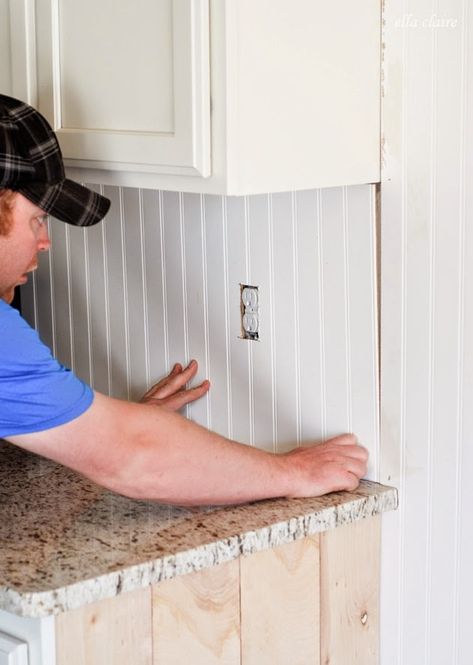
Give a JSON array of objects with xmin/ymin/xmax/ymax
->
[{"xmin": 0, "ymin": 441, "xmax": 397, "ymax": 618}]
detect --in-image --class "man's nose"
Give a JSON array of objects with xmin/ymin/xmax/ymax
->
[{"xmin": 37, "ymin": 225, "xmax": 51, "ymax": 252}]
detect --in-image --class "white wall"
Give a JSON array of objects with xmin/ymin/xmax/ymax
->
[
  {"xmin": 21, "ymin": 186, "xmax": 380, "ymax": 469},
  {"xmin": 380, "ymin": 2, "xmax": 473, "ymax": 664}
]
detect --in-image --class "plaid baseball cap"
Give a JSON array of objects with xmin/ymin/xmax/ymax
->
[{"xmin": 0, "ymin": 94, "xmax": 110, "ymax": 226}]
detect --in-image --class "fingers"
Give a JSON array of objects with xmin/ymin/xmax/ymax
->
[
  {"xmin": 160, "ymin": 379, "xmax": 210, "ymax": 411},
  {"xmin": 326, "ymin": 433, "xmax": 358, "ymax": 446},
  {"xmin": 159, "ymin": 360, "xmax": 199, "ymax": 398},
  {"xmin": 324, "ymin": 470, "xmax": 361, "ymax": 494},
  {"xmin": 340, "ymin": 454, "xmax": 368, "ymax": 480},
  {"xmin": 324, "ymin": 433, "xmax": 369, "ymax": 464},
  {"xmin": 140, "ymin": 360, "xmax": 210, "ymax": 411},
  {"xmin": 141, "ymin": 363, "xmax": 182, "ymax": 396},
  {"xmin": 141, "ymin": 360, "xmax": 200, "ymax": 402}
]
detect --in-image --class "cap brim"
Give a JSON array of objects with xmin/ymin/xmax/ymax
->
[{"xmin": 18, "ymin": 179, "xmax": 110, "ymax": 227}]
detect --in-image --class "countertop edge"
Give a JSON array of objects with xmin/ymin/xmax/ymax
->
[{"xmin": 1, "ymin": 483, "xmax": 398, "ymax": 618}]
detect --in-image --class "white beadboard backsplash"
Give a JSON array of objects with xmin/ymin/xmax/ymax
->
[{"xmin": 21, "ymin": 185, "xmax": 379, "ymax": 473}]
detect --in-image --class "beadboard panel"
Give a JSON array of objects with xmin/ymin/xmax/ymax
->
[
  {"xmin": 21, "ymin": 185, "xmax": 379, "ymax": 471},
  {"xmin": 0, "ymin": 0, "xmax": 11, "ymax": 93},
  {"xmin": 381, "ymin": 2, "xmax": 473, "ymax": 664}
]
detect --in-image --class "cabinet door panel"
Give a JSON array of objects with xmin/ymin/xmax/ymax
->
[
  {"xmin": 59, "ymin": 0, "xmax": 174, "ymax": 134},
  {"xmin": 0, "ymin": 632, "xmax": 28, "ymax": 665},
  {"xmin": 10, "ymin": 0, "xmax": 210, "ymax": 176}
]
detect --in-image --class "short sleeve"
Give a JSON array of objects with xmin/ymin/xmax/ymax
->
[{"xmin": 0, "ymin": 300, "xmax": 94, "ymax": 437}]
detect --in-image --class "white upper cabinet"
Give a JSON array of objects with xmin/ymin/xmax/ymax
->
[{"xmin": 9, "ymin": 0, "xmax": 380, "ymax": 195}]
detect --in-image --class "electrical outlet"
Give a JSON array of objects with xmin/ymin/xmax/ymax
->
[{"xmin": 240, "ymin": 284, "xmax": 259, "ymax": 340}]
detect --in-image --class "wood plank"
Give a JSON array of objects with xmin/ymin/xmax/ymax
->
[
  {"xmin": 152, "ymin": 560, "xmax": 240, "ymax": 665},
  {"xmin": 55, "ymin": 587, "xmax": 152, "ymax": 665},
  {"xmin": 240, "ymin": 536, "xmax": 320, "ymax": 665},
  {"xmin": 320, "ymin": 516, "xmax": 380, "ymax": 665}
]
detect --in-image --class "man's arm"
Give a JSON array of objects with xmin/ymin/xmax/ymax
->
[{"xmin": 7, "ymin": 362, "xmax": 368, "ymax": 506}]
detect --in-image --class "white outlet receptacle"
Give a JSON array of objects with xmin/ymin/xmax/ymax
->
[{"xmin": 240, "ymin": 285, "xmax": 259, "ymax": 340}]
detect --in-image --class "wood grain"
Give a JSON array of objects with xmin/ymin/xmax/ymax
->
[
  {"xmin": 152, "ymin": 560, "xmax": 240, "ymax": 665},
  {"xmin": 320, "ymin": 516, "xmax": 380, "ymax": 665},
  {"xmin": 55, "ymin": 587, "xmax": 152, "ymax": 665},
  {"xmin": 240, "ymin": 536, "xmax": 320, "ymax": 665}
]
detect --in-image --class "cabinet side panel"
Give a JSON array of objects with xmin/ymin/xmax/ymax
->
[{"xmin": 230, "ymin": 0, "xmax": 380, "ymax": 193}]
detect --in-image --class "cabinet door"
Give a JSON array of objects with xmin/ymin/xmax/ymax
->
[
  {"xmin": 0, "ymin": 632, "xmax": 28, "ymax": 665},
  {"xmin": 9, "ymin": 0, "xmax": 210, "ymax": 177}
]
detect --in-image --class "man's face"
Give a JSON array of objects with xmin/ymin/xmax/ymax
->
[{"xmin": 0, "ymin": 193, "xmax": 51, "ymax": 303}]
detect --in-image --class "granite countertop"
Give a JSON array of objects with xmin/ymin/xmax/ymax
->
[{"xmin": 0, "ymin": 441, "xmax": 398, "ymax": 619}]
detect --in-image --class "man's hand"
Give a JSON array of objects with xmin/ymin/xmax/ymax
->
[
  {"xmin": 282, "ymin": 434, "xmax": 369, "ymax": 497},
  {"xmin": 139, "ymin": 360, "xmax": 210, "ymax": 412}
]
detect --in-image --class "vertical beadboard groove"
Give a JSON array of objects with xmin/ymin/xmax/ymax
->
[
  {"xmin": 101, "ymin": 198, "xmax": 112, "ymax": 395},
  {"xmin": 178, "ymin": 193, "xmax": 189, "ymax": 365},
  {"xmin": 158, "ymin": 190, "xmax": 170, "ymax": 371},
  {"xmin": 138, "ymin": 190, "xmax": 151, "ymax": 388},
  {"xmin": 453, "ymin": 3, "xmax": 467, "ymax": 660},
  {"xmin": 267, "ymin": 194, "xmax": 278, "ymax": 452},
  {"xmin": 316, "ymin": 190, "xmax": 327, "ymax": 440},
  {"xmin": 291, "ymin": 193, "xmax": 302, "ymax": 446},
  {"xmin": 221, "ymin": 196, "xmax": 233, "ymax": 439},
  {"xmin": 243, "ymin": 196, "xmax": 254, "ymax": 446},
  {"xmin": 83, "ymin": 227, "xmax": 93, "ymax": 386},
  {"xmin": 425, "ymin": 8, "xmax": 439, "ymax": 658},
  {"xmin": 369, "ymin": 188, "xmax": 380, "ymax": 480},
  {"xmin": 200, "ymin": 194, "xmax": 211, "ymax": 429},
  {"xmin": 178, "ymin": 192, "xmax": 189, "ymax": 418},
  {"xmin": 118, "ymin": 187, "xmax": 131, "ymax": 399},
  {"xmin": 247, "ymin": 194, "xmax": 275, "ymax": 450},
  {"xmin": 342, "ymin": 187, "xmax": 353, "ymax": 433},
  {"xmin": 397, "ymin": 5, "xmax": 409, "ymax": 656}
]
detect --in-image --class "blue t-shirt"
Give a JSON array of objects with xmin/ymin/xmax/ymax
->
[{"xmin": 0, "ymin": 300, "xmax": 94, "ymax": 438}]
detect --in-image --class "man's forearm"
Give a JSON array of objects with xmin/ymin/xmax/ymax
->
[
  {"xmin": 118, "ymin": 414, "xmax": 291, "ymax": 505},
  {"xmin": 77, "ymin": 397, "xmax": 294, "ymax": 505},
  {"xmin": 9, "ymin": 392, "xmax": 368, "ymax": 505},
  {"xmin": 9, "ymin": 393, "xmax": 292, "ymax": 505}
]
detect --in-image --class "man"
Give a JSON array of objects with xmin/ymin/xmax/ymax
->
[{"xmin": 0, "ymin": 94, "xmax": 368, "ymax": 505}]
